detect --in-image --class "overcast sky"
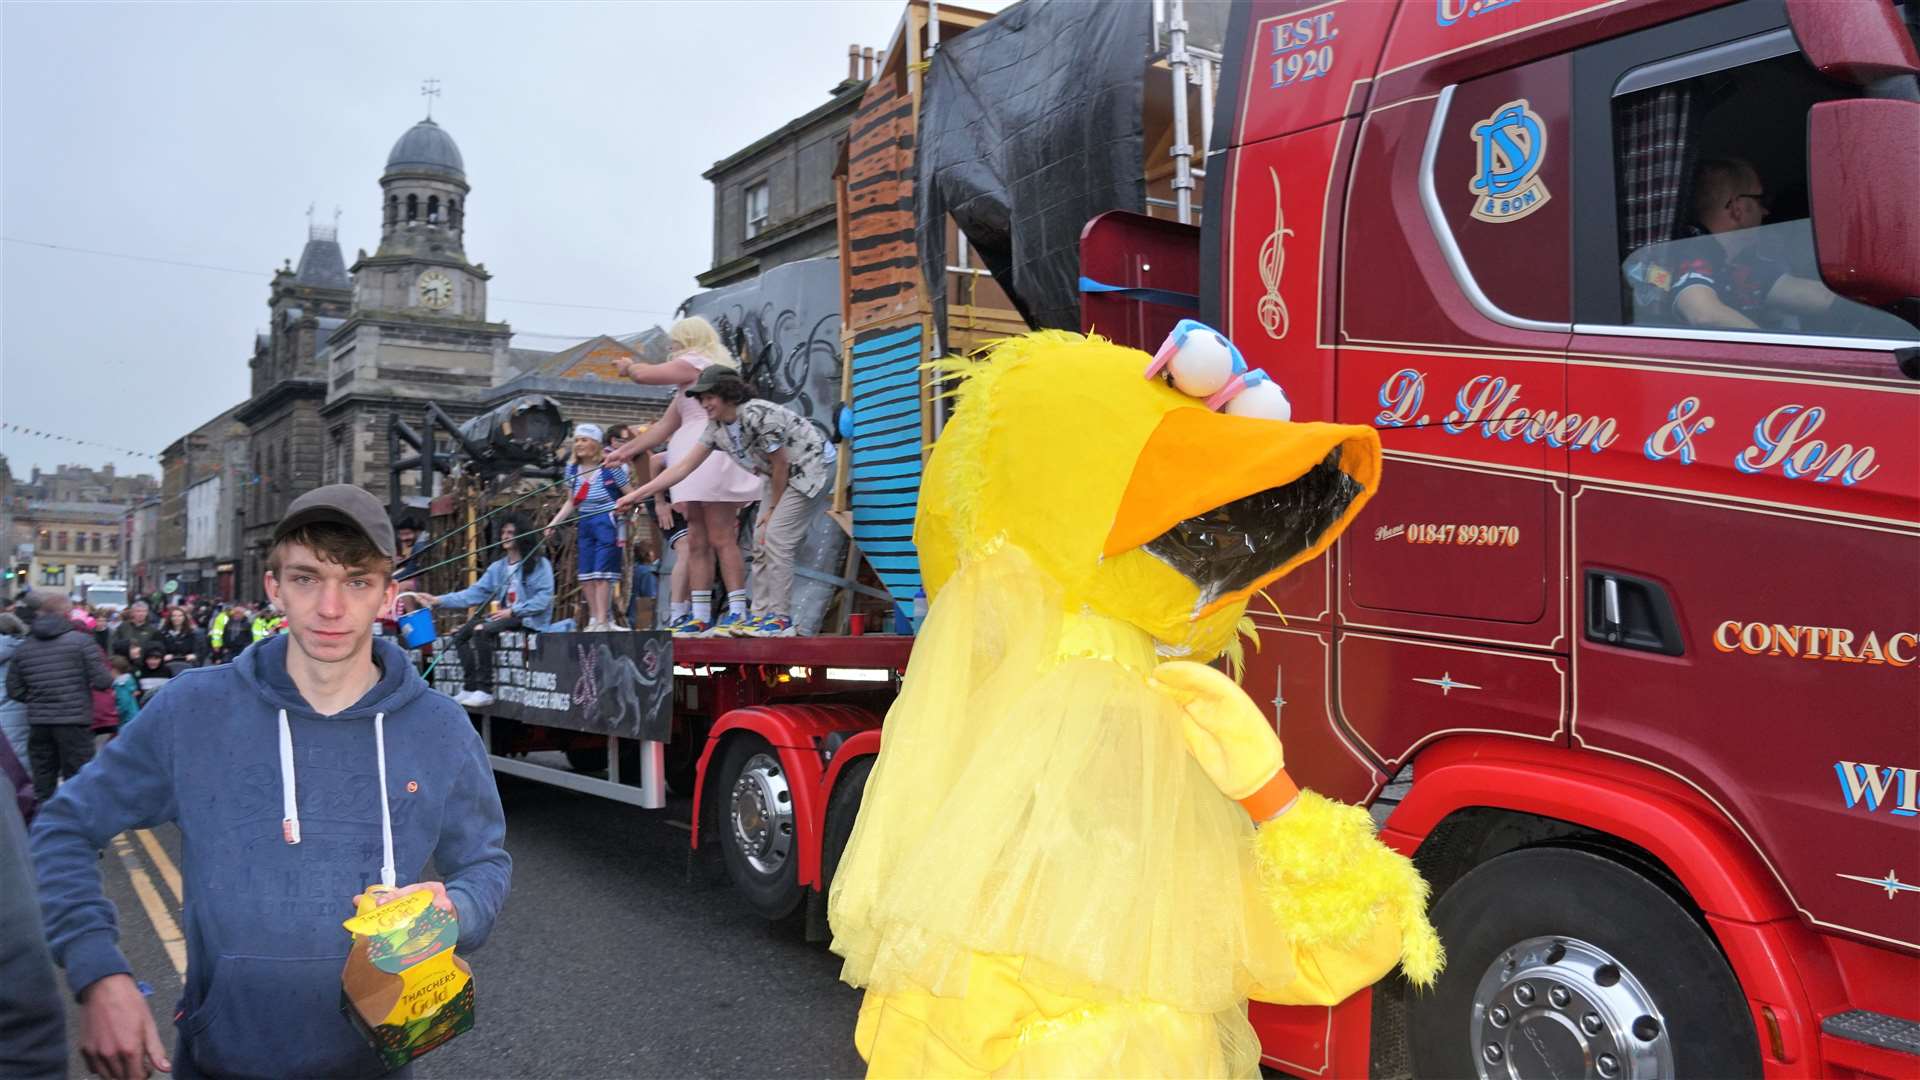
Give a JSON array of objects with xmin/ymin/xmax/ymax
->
[{"xmin": 3, "ymin": 1, "xmax": 994, "ymax": 480}]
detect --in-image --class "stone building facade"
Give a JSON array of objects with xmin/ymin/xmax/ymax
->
[
  {"xmin": 4, "ymin": 459, "xmax": 159, "ymax": 597},
  {"xmin": 19, "ymin": 502, "xmax": 124, "ymax": 592},
  {"xmin": 697, "ymin": 66, "xmax": 868, "ymax": 289},
  {"xmin": 234, "ymin": 225, "xmax": 353, "ymax": 588},
  {"xmin": 232, "ymin": 116, "xmax": 673, "ymax": 587},
  {"xmin": 158, "ymin": 402, "xmax": 248, "ymax": 599}
]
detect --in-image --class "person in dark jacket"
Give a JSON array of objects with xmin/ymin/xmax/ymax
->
[
  {"xmin": 158, "ymin": 605, "xmax": 204, "ymax": 666},
  {"xmin": 107, "ymin": 600, "xmax": 159, "ymax": 662},
  {"xmin": 1, "ymin": 791, "xmax": 65, "ymax": 1080},
  {"xmin": 6, "ymin": 593, "xmax": 113, "ymax": 801}
]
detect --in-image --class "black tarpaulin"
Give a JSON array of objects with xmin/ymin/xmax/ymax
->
[{"xmin": 917, "ymin": 0, "xmax": 1152, "ymax": 335}]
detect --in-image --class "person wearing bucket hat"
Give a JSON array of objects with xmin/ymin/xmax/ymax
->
[
  {"xmin": 545, "ymin": 423, "xmax": 630, "ymax": 631},
  {"xmin": 28, "ymin": 483, "xmax": 511, "ymax": 1080}
]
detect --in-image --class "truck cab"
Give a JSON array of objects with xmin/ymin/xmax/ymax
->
[{"xmin": 1173, "ymin": 0, "xmax": 1920, "ymax": 1074}]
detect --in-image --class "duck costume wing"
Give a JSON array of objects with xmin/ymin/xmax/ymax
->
[{"xmin": 829, "ymin": 328, "xmax": 1441, "ymax": 1078}]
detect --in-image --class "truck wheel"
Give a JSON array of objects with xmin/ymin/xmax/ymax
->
[
  {"xmin": 1408, "ymin": 846, "xmax": 1759, "ymax": 1079},
  {"xmin": 818, "ymin": 755, "xmax": 873, "ymax": 896},
  {"xmin": 715, "ymin": 734, "xmax": 802, "ymax": 920}
]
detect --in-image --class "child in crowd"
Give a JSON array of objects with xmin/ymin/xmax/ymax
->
[
  {"xmin": 135, "ymin": 649, "xmax": 173, "ymax": 706},
  {"xmin": 547, "ymin": 423, "xmax": 630, "ymax": 632},
  {"xmin": 109, "ymin": 655, "xmax": 139, "ymax": 726},
  {"xmin": 615, "ymin": 368, "xmax": 835, "ymax": 637}
]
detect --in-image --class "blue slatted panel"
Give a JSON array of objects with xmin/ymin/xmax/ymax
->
[{"xmin": 849, "ymin": 324, "xmax": 926, "ymax": 615}]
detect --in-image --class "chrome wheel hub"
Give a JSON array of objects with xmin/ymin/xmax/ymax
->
[
  {"xmin": 1471, "ymin": 936, "xmax": 1673, "ymax": 1079},
  {"xmin": 729, "ymin": 752, "xmax": 793, "ymax": 876}
]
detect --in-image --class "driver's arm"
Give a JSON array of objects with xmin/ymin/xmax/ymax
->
[
  {"xmin": 1765, "ymin": 273, "xmax": 1840, "ymax": 318},
  {"xmin": 1674, "ymin": 283, "xmax": 1761, "ymax": 330}
]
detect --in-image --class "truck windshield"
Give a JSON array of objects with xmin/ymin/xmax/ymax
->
[{"xmin": 88, "ymin": 586, "xmax": 127, "ymax": 608}]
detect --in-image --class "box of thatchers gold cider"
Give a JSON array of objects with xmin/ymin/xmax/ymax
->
[{"xmin": 340, "ymin": 886, "xmax": 474, "ymax": 1070}]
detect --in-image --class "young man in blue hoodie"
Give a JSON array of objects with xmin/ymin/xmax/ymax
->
[{"xmin": 30, "ymin": 485, "xmax": 512, "ymax": 1080}]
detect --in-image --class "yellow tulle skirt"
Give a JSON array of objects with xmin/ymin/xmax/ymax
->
[{"xmin": 829, "ymin": 546, "xmax": 1300, "ymax": 1077}]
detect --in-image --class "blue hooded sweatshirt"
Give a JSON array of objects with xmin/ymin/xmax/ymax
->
[{"xmin": 30, "ymin": 634, "xmax": 511, "ymax": 1079}]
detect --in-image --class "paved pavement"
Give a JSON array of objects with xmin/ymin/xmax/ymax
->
[{"xmin": 57, "ymin": 756, "xmax": 868, "ymax": 1079}]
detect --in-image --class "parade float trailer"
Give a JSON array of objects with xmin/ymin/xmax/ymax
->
[{"xmin": 429, "ymin": 0, "xmax": 1918, "ymax": 1074}]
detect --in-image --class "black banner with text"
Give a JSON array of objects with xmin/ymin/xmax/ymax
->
[{"xmin": 429, "ymin": 630, "xmax": 672, "ymax": 742}]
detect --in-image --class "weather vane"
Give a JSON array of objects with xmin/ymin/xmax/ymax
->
[{"xmin": 422, "ymin": 77, "xmax": 442, "ymax": 119}]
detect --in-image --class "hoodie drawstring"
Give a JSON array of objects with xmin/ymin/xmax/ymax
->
[
  {"xmin": 374, "ymin": 712, "xmax": 395, "ymax": 889},
  {"xmin": 278, "ymin": 709, "xmax": 300, "ymax": 845},
  {"xmin": 278, "ymin": 708, "xmax": 397, "ymax": 891}
]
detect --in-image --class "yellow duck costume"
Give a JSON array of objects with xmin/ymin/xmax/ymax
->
[{"xmin": 828, "ymin": 329, "xmax": 1442, "ymax": 1078}]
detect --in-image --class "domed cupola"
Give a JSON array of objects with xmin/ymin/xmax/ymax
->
[
  {"xmin": 376, "ymin": 117, "xmax": 470, "ymax": 256},
  {"xmin": 385, "ymin": 118, "xmax": 465, "ymax": 179}
]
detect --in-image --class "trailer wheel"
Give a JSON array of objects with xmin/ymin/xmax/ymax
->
[
  {"xmin": 1408, "ymin": 846, "xmax": 1759, "ymax": 1080},
  {"xmin": 715, "ymin": 734, "xmax": 803, "ymax": 920}
]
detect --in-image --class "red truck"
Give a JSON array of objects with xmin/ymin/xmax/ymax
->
[{"xmin": 495, "ymin": 0, "xmax": 1919, "ymax": 1075}]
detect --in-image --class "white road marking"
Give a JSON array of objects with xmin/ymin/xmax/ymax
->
[
  {"xmin": 134, "ymin": 829, "xmax": 182, "ymax": 903},
  {"xmin": 112, "ymin": 833, "xmax": 186, "ymax": 978}
]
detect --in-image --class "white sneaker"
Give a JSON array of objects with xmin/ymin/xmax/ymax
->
[
  {"xmin": 451, "ymin": 690, "xmax": 478, "ymax": 706},
  {"xmin": 465, "ymin": 691, "xmax": 496, "ymax": 708}
]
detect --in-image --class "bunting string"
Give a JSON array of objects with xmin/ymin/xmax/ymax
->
[{"xmin": 1, "ymin": 421, "xmax": 160, "ymax": 461}]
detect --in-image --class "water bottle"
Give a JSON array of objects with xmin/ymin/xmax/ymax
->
[{"xmin": 911, "ymin": 589, "xmax": 929, "ymax": 634}]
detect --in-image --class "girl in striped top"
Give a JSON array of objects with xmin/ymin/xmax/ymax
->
[{"xmin": 546, "ymin": 424, "xmax": 630, "ymax": 631}]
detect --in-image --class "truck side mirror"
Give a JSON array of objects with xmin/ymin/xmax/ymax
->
[
  {"xmin": 1807, "ymin": 99, "xmax": 1920, "ymax": 307},
  {"xmin": 1785, "ymin": 0, "xmax": 1919, "ymax": 87}
]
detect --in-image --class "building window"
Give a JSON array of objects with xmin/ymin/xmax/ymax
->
[
  {"xmin": 386, "ymin": 196, "xmax": 398, "ymax": 227},
  {"xmin": 407, "ymin": 194, "xmax": 419, "ymax": 222},
  {"xmin": 91, "ymin": 532, "xmax": 102, "ymax": 553},
  {"xmin": 449, "ymin": 199, "xmax": 461, "ymax": 230},
  {"xmin": 110, "ymin": 534, "xmax": 120, "ymax": 553},
  {"xmin": 428, "ymin": 195, "xmax": 441, "ymax": 224},
  {"xmin": 41, "ymin": 566, "xmax": 64, "ymax": 586},
  {"xmin": 55, "ymin": 531, "xmax": 67, "ymax": 551},
  {"xmin": 78, "ymin": 564, "xmax": 99, "ymax": 577},
  {"xmin": 744, "ymin": 181, "xmax": 769, "ymax": 240}
]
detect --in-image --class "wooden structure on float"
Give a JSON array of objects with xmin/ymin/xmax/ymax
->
[{"xmin": 830, "ymin": 0, "xmax": 1220, "ymax": 621}]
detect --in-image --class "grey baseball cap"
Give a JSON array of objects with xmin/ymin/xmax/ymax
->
[{"xmin": 273, "ymin": 484, "xmax": 398, "ymax": 558}]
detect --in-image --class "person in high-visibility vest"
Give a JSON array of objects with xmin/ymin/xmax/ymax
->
[
  {"xmin": 250, "ymin": 610, "xmax": 285, "ymax": 640},
  {"xmin": 208, "ymin": 607, "xmax": 231, "ymax": 655}
]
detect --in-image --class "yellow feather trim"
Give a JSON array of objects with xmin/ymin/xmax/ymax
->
[{"xmin": 1251, "ymin": 790, "xmax": 1445, "ymax": 988}]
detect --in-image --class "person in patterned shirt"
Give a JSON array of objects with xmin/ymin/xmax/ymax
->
[{"xmin": 613, "ymin": 368, "xmax": 836, "ymax": 637}]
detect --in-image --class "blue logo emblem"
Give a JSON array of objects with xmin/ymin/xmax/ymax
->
[{"xmin": 1469, "ymin": 98, "xmax": 1551, "ymax": 223}]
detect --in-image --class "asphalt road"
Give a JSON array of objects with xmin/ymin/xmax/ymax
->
[{"xmin": 59, "ymin": 755, "xmax": 868, "ymax": 1079}]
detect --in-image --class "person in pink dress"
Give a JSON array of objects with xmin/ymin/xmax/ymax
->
[{"xmin": 607, "ymin": 317, "xmax": 761, "ymax": 635}]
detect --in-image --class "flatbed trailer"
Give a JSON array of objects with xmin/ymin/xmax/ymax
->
[{"xmin": 461, "ymin": 631, "xmax": 912, "ymax": 932}]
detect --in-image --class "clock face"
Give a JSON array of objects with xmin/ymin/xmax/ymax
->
[{"xmin": 417, "ymin": 271, "xmax": 454, "ymax": 309}]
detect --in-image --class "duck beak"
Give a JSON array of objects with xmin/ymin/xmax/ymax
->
[{"xmin": 1104, "ymin": 408, "xmax": 1380, "ymax": 617}]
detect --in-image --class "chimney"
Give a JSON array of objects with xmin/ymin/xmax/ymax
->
[
  {"xmin": 862, "ymin": 46, "xmax": 876, "ymax": 79},
  {"xmin": 849, "ymin": 45, "xmax": 862, "ymax": 81}
]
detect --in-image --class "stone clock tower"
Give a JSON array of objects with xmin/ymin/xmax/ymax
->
[
  {"xmin": 320, "ymin": 115, "xmax": 513, "ymax": 498},
  {"xmin": 352, "ymin": 118, "xmax": 489, "ymax": 319}
]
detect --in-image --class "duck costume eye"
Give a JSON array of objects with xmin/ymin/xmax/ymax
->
[{"xmin": 1145, "ymin": 318, "xmax": 1292, "ymax": 420}]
